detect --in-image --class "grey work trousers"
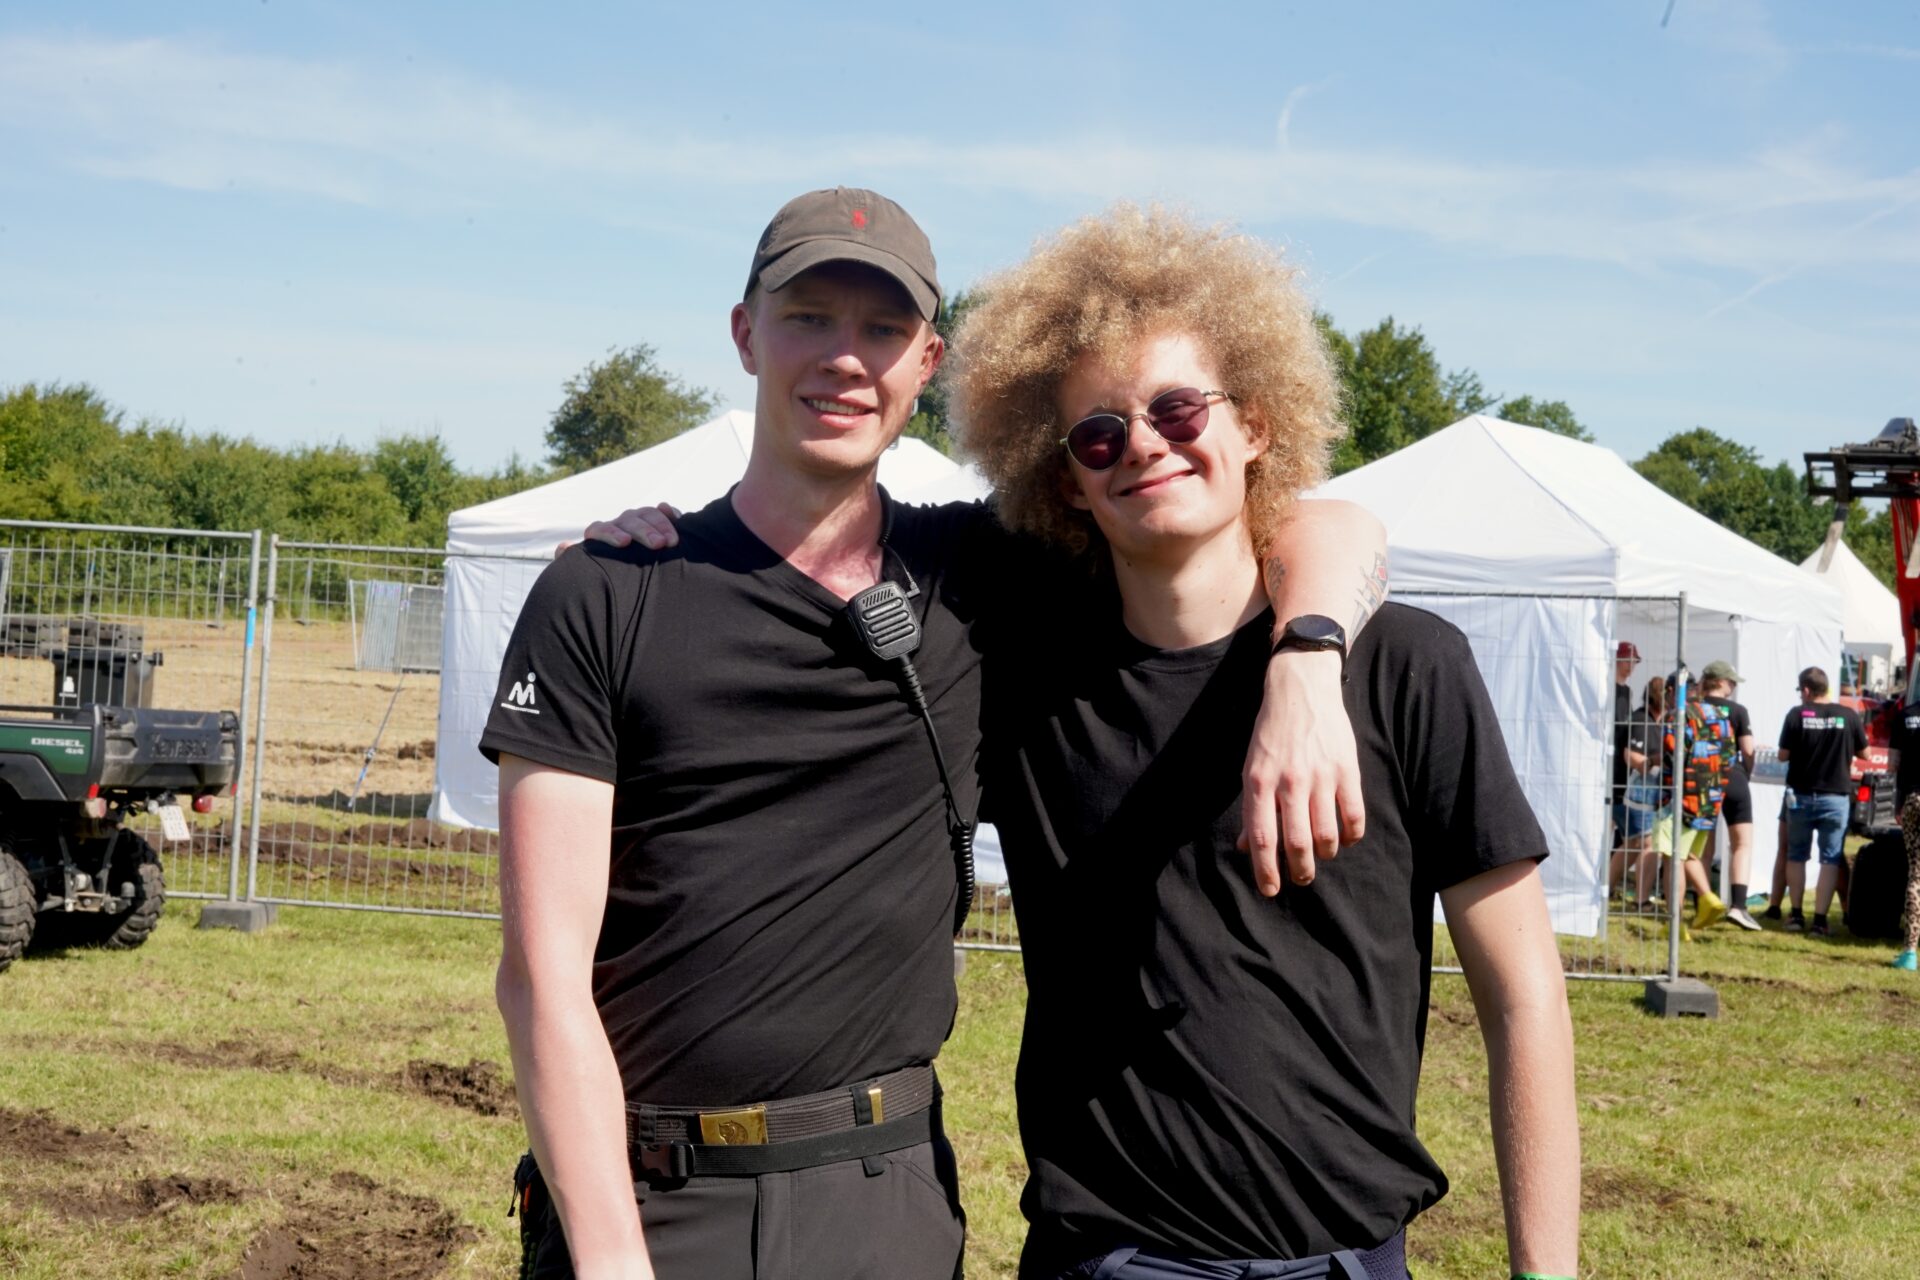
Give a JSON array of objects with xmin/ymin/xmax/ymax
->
[{"xmin": 523, "ymin": 1136, "xmax": 965, "ymax": 1280}]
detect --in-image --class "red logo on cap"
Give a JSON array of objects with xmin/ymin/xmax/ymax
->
[{"xmin": 851, "ymin": 208, "xmax": 868, "ymax": 230}]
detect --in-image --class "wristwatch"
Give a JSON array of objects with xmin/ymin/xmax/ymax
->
[{"xmin": 1271, "ymin": 614, "xmax": 1348, "ymax": 672}]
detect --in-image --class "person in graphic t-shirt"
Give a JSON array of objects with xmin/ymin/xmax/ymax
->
[
  {"xmin": 947, "ymin": 207, "xmax": 1579, "ymax": 1280},
  {"xmin": 1699, "ymin": 660, "xmax": 1763, "ymax": 931},
  {"xmin": 1776, "ymin": 666, "xmax": 1870, "ymax": 937}
]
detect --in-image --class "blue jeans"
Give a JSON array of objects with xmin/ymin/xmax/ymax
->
[{"xmin": 1787, "ymin": 793, "xmax": 1850, "ymax": 866}]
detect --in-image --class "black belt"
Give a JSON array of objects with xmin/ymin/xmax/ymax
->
[{"xmin": 627, "ymin": 1064, "xmax": 937, "ymax": 1183}]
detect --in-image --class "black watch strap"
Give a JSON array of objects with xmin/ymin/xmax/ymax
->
[{"xmin": 1271, "ymin": 614, "xmax": 1348, "ymax": 672}]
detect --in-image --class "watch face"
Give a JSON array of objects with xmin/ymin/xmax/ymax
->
[{"xmin": 1287, "ymin": 615, "xmax": 1344, "ymax": 646}]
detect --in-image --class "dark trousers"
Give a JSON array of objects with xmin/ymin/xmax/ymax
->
[
  {"xmin": 1042, "ymin": 1232, "xmax": 1409, "ymax": 1280},
  {"xmin": 523, "ymin": 1135, "xmax": 965, "ymax": 1280}
]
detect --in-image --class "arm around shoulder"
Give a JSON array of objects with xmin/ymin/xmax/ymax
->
[
  {"xmin": 1237, "ymin": 499, "xmax": 1389, "ymax": 890},
  {"xmin": 1440, "ymin": 860, "xmax": 1580, "ymax": 1280},
  {"xmin": 496, "ymin": 754, "xmax": 654, "ymax": 1279}
]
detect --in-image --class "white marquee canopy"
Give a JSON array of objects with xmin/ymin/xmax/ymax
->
[{"xmin": 1319, "ymin": 416, "xmax": 1844, "ymax": 935}]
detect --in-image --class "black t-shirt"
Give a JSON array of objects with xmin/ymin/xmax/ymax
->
[
  {"xmin": 1778, "ymin": 701, "xmax": 1868, "ymax": 796},
  {"xmin": 985, "ymin": 601, "xmax": 1547, "ymax": 1269},
  {"xmin": 1612, "ymin": 681, "xmax": 1633, "ymax": 801},
  {"xmin": 480, "ymin": 492, "xmax": 1008, "ymax": 1105},
  {"xmin": 1894, "ymin": 701, "xmax": 1920, "ymax": 805}
]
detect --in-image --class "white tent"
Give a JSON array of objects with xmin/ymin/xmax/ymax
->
[
  {"xmin": 1798, "ymin": 539, "xmax": 1902, "ymax": 660},
  {"xmin": 1318, "ymin": 416, "xmax": 1844, "ymax": 936},
  {"xmin": 429, "ymin": 411, "xmax": 992, "ymax": 832}
]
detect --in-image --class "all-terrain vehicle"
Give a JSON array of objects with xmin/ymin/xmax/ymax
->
[{"xmin": 0, "ymin": 620, "xmax": 239, "ymax": 972}]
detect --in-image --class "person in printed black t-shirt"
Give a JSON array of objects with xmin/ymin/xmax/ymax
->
[
  {"xmin": 489, "ymin": 187, "xmax": 1393, "ymax": 1280},
  {"xmin": 1776, "ymin": 666, "xmax": 1870, "ymax": 937},
  {"xmin": 1699, "ymin": 660, "xmax": 1762, "ymax": 930},
  {"xmin": 952, "ymin": 207, "xmax": 1579, "ymax": 1280}
]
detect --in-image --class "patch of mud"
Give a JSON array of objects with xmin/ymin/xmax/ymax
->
[
  {"xmin": 44, "ymin": 1173, "xmax": 244, "ymax": 1222},
  {"xmin": 402, "ymin": 1059, "xmax": 516, "ymax": 1117},
  {"xmin": 236, "ymin": 1169, "xmax": 477, "ymax": 1280},
  {"xmin": 1585, "ymin": 1166, "xmax": 1713, "ymax": 1218},
  {"xmin": 0, "ymin": 1107, "xmax": 136, "ymax": 1164},
  {"xmin": 147, "ymin": 1039, "xmax": 378, "ymax": 1091}
]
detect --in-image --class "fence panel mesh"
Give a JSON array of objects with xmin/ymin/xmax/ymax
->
[
  {"xmin": 0, "ymin": 521, "xmax": 258, "ymax": 901},
  {"xmin": 245, "ymin": 540, "xmax": 497, "ymax": 917},
  {"xmin": 1403, "ymin": 591, "xmax": 1691, "ymax": 982}
]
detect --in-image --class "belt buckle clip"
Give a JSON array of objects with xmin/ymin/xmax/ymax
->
[{"xmin": 698, "ymin": 1104, "xmax": 768, "ymax": 1145}]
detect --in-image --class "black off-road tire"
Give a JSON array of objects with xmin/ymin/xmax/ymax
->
[
  {"xmin": 82, "ymin": 833, "xmax": 165, "ymax": 951},
  {"xmin": 0, "ymin": 848, "xmax": 34, "ymax": 973}
]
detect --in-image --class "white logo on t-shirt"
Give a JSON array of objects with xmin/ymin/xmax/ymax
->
[{"xmin": 501, "ymin": 671, "xmax": 539, "ymax": 714}]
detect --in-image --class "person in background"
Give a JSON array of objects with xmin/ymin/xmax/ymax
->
[
  {"xmin": 1889, "ymin": 656, "xmax": 1920, "ymax": 970},
  {"xmin": 1775, "ymin": 666, "xmax": 1870, "ymax": 937},
  {"xmin": 1610, "ymin": 641, "xmax": 1642, "ymax": 865},
  {"xmin": 1612, "ymin": 674, "xmax": 1665, "ymax": 909},
  {"xmin": 1699, "ymin": 660, "xmax": 1763, "ymax": 931},
  {"xmin": 1644, "ymin": 670, "xmax": 1731, "ymax": 935}
]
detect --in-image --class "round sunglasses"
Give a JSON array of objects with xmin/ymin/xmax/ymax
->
[{"xmin": 1058, "ymin": 387, "xmax": 1233, "ymax": 471}]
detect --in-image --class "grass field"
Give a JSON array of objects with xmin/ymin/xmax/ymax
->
[{"xmin": 2, "ymin": 901, "xmax": 1917, "ymax": 1279}]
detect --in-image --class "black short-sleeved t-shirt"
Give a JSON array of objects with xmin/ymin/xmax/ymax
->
[
  {"xmin": 1894, "ymin": 701, "xmax": 1920, "ymax": 806},
  {"xmin": 984, "ymin": 601, "xmax": 1547, "ymax": 1270},
  {"xmin": 480, "ymin": 492, "xmax": 1008, "ymax": 1105},
  {"xmin": 1778, "ymin": 701, "xmax": 1868, "ymax": 796}
]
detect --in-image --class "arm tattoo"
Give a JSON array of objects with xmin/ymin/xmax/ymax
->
[
  {"xmin": 1263, "ymin": 558, "xmax": 1286, "ymax": 605},
  {"xmin": 1350, "ymin": 552, "xmax": 1388, "ymax": 636}
]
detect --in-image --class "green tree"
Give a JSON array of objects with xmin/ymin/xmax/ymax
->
[
  {"xmin": 902, "ymin": 289, "xmax": 980, "ymax": 457},
  {"xmin": 0, "ymin": 382, "xmax": 126, "ymax": 520},
  {"xmin": 1496, "ymin": 394, "xmax": 1593, "ymax": 442},
  {"xmin": 1632, "ymin": 429, "xmax": 1828, "ymax": 561},
  {"xmin": 373, "ymin": 434, "xmax": 464, "ymax": 545},
  {"xmin": 1330, "ymin": 318, "xmax": 1456, "ymax": 473},
  {"xmin": 545, "ymin": 345, "xmax": 717, "ymax": 473}
]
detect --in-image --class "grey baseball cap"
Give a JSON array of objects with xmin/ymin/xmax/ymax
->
[
  {"xmin": 745, "ymin": 187, "xmax": 941, "ymax": 323},
  {"xmin": 1701, "ymin": 659, "xmax": 1742, "ymax": 684}
]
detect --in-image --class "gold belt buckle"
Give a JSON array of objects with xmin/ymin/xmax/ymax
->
[{"xmin": 698, "ymin": 1105, "xmax": 768, "ymax": 1145}]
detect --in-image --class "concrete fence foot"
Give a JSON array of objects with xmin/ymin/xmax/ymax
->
[
  {"xmin": 1643, "ymin": 976, "xmax": 1718, "ymax": 1018},
  {"xmin": 197, "ymin": 901, "xmax": 278, "ymax": 933}
]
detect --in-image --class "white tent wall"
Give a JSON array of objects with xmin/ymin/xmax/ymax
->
[
  {"xmin": 1407, "ymin": 593, "xmax": 1613, "ymax": 938},
  {"xmin": 1734, "ymin": 616, "xmax": 1844, "ymax": 897},
  {"xmin": 428, "ymin": 411, "xmax": 991, "ymax": 832},
  {"xmin": 431, "ymin": 554, "xmax": 551, "ymax": 830}
]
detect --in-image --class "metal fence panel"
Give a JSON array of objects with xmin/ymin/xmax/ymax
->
[
  {"xmin": 1402, "ymin": 590, "xmax": 1692, "ymax": 982},
  {"xmin": 0, "ymin": 520, "xmax": 260, "ymax": 902},
  {"xmin": 245, "ymin": 539, "xmax": 498, "ymax": 917}
]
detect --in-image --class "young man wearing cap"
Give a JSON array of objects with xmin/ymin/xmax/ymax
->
[
  {"xmin": 1776, "ymin": 666, "xmax": 1870, "ymax": 936},
  {"xmin": 486, "ymin": 188, "xmax": 1390, "ymax": 1280},
  {"xmin": 1699, "ymin": 660, "xmax": 1763, "ymax": 930}
]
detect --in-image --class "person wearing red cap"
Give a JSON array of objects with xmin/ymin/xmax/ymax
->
[{"xmin": 485, "ymin": 188, "xmax": 1394, "ymax": 1280}]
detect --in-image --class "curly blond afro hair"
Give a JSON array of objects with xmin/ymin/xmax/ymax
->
[{"xmin": 949, "ymin": 205, "xmax": 1342, "ymax": 560}]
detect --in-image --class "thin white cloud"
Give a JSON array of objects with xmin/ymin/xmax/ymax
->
[{"xmin": 4, "ymin": 32, "xmax": 1917, "ymax": 285}]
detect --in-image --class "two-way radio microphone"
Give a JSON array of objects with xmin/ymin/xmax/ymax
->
[{"xmin": 845, "ymin": 577, "xmax": 977, "ymax": 938}]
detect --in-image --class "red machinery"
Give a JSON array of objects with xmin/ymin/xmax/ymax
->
[{"xmin": 1804, "ymin": 417, "xmax": 1920, "ymax": 831}]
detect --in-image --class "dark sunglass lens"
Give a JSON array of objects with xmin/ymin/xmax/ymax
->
[
  {"xmin": 1068, "ymin": 416, "xmax": 1127, "ymax": 469},
  {"xmin": 1148, "ymin": 388, "xmax": 1210, "ymax": 442}
]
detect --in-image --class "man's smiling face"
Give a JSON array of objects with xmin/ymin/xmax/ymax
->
[
  {"xmin": 732, "ymin": 261, "xmax": 942, "ymax": 482},
  {"xmin": 1057, "ymin": 331, "xmax": 1264, "ymax": 565}
]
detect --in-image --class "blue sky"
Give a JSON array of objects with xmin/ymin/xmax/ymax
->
[{"xmin": 2, "ymin": 1, "xmax": 1915, "ymax": 474}]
